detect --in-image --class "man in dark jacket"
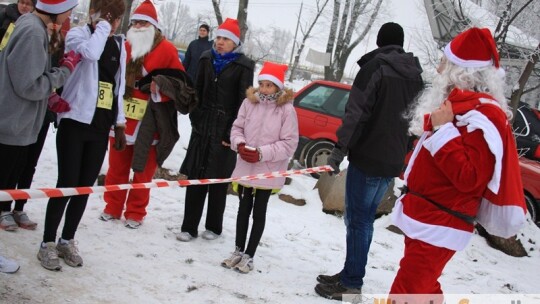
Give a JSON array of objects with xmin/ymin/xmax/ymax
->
[
  {"xmin": 182, "ymin": 23, "xmax": 212, "ymax": 82},
  {"xmin": 315, "ymin": 22, "xmax": 424, "ymax": 301},
  {"xmin": 0, "ymin": 0, "xmax": 35, "ymax": 41}
]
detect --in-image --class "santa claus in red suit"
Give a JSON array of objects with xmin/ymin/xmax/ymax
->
[
  {"xmin": 101, "ymin": 0, "xmax": 184, "ymax": 229},
  {"xmin": 389, "ymin": 27, "xmax": 527, "ymax": 303}
]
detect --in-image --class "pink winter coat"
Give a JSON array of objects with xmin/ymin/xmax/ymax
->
[{"xmin": 230, "ymin": 87, "xmax": 299, "ymax": 189}]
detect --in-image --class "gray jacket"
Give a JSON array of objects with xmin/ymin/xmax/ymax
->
[{"xmin": 0, "ymin": 13, "xmax": 71, "ymax": 146}]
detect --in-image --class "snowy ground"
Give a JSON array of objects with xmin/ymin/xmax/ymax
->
[{"xmin": 1, "ymin": 80, "xmax": 540, "ymax": 303}]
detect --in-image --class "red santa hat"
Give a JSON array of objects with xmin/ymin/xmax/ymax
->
[
  {"xmin": 258, "ymin": 61, "xmax": 288, "ymax": 89},
  {"xmin": 215, "ymin": 18, "xmax": 241, "ymax": 45},
  {"xmin": 444, "ymin": 27, "xmax": 500, "ymax": 68},
  {"xmin": 131, "ymin": 0, "xmax": 159, "ymax": 29},
  {"xmin": 36, "ymin": 0, "xmax": 78, "ymax": 14}
]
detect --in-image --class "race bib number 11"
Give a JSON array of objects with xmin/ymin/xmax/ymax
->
[{"xmin": 124, "ymin": 97, "xmax": 148, "ymax": 120}]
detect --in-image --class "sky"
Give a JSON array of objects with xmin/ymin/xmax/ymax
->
[
  {"xmin": 2, "ymin": 79, "xmax": 540, "ymax": 303},
  {"xmin": 175, "ymin": 0, "xmax": 433, "ymax": 78}
]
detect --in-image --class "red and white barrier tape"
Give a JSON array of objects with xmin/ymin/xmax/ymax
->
[{"xmin": 0, "ymin": 166, "xmax": 333, "ymax": 201}]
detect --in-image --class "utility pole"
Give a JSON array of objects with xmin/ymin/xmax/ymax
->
[{"xmin": 288, "ymin": 1, "xmax": 303, "ymax": 68}]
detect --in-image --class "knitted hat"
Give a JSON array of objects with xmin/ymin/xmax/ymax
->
[
  {"xmin": 376, "ymin": 22, "xmax": 404, "ymax": 47},
  {"xmin": 131, "ymin": 0, "xmax": 159, "ymax": 29},
  {"xmin": 258, "ymin": 61, "xmax": 288, "ymax": 89},
  {"xmin": 36, "ymin": 0, "xmax": 78, "ymax": 14},
  {"xmin": 215, "ymin": 18, "xmax": 240, "ymax": 45},
  {"xmin": 444, "ymin": 27, "xmax": 500, "ymax": 68}
]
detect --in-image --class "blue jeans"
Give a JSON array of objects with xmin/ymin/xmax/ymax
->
[{"xmin": 341, "ymin": 163, "xmax": 392, "ymax": 288}]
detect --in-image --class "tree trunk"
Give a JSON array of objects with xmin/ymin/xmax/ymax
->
[
  {"xmin": 324, "ymin": 0, "xmax": 341, "ymax": 80},
  {"xmin": 211, "ymin": 0, "xmax": 223, "ymax": 25},
  {"xmin": 324, "ymin": 0, "xmax": 382, "ymax": 82},
  {"xmin": 289, "ymin": 0, "xmax": 330, "ymax": 82},
  {"xmin": 509, "ymin": 43, "xmax": 540, "ymax": 121},
  {"xmin": 237, "ymin": 0, "xmax": 249, "ymax": 42},
  {"xmin": 120, "ymin": 0, "xmax": 135, "ymax": 34}
]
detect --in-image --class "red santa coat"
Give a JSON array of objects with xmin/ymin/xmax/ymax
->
[
  {"xmin": 120, "ymin": 39, "xmax": 184, "ymax": 144},
  {"xmin": 392, "ymin": 89, "xmax": 526, "ymax": 251}
]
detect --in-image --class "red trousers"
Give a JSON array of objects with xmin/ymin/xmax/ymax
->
[
  {"xmin": 103, "ymin": 138, "xmax": 157, "ymax": 222},
  {"xmin": 389, "ymin": 236, "xmax": 455, "ymax": 304}
]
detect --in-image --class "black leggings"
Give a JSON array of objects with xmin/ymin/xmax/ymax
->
[
  {"xmin": 235, "ymin": 185, "xmax": 271, "ymax": 257},
  {"xmin": 181, "ymin": 183, "xmax": 228, "ymax": 236},
  {"xmin": 0, "ymin": 144, "xmax": 29, "ymax": 212},
  {"xmin": 14, "ymin": 121, "xmax": 50, "ymax": 211},
  {"xmin": 43, "ymin": 119, "xmax": 108, "ymax": 243}
]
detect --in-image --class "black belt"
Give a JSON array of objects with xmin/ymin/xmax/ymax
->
[{"xmin": 402, "ymin": 185, "xmax": 476, "ymax": 225}]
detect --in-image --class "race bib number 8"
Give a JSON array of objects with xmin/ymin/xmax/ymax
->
[
  {"xmin": 124, "ymin": 98, "xmax": 148, "ymax": 120},
  {"xmin": 97, "ymin": 81, "xmax": 113, "ymax": 109}
]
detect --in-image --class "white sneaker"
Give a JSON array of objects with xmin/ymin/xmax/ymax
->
[
  {"xmin": 99, "ymin": 212, "xmax": 118, "ymax": 222},
  {"xmin": 234, "ymin": 253, "xmax": 254, "ymax": 273},
  {"xmin": 0, "ymin": 255, "xmax": 20, "ymax": 273},
  {"xmin": 201, "ymin": 230, "xmax": 219, "ymax": 240},
  {"xmin": 221, "ymin": 247, "xmax": 243, "ymax": 269},
  {"xmin": 176, "ymin": 232, "xmax": 194, "ymax": 242},
  {"xmin": 125, "ymin": 219, "xmax": 142, "ymax": 229}
]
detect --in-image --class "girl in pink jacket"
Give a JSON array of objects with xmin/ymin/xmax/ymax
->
[{"xmin": 221, "ymin": 62, "xmax": 298, "ymax": 273}]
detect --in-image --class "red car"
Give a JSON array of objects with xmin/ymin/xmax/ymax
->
[
  {"xmin": 293, "ymin": 80, "xmax": 540, "ymax": 224},
  {"xmin": 293, "ymin": 80, "xmax": 351, "ymax": 175}
]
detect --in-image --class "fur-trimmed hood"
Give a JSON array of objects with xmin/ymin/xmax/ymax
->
[{"xmin": 245, "ymin": 87, "xmax": 294, "ymax": 106}]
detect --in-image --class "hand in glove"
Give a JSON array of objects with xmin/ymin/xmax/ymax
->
[
  {"xmin": 238, "ymin": 143, "xmax": 260, "ymax": 163},
  {"xmin": 59, "ymin": 50, "xmax": 82, "ymax": 73},
  {"xmin": 113, "ymin": 126, "xmax": 126, "ymax": 151},
  {"xmin": 47, "ymin": 92, "xmax": 71, "ymax": 113},
  {"xmin": 327, "ymin": 147, "xmax": 346, "ymax": 175}
]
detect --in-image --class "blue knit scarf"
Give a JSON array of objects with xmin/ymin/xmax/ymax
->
[{"xmin": 212, "ymin": 48, "xmax": 241, "ymax": 75}]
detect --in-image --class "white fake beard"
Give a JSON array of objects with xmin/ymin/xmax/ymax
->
[{"xmin": 127, "ymin": 25, "xmax": 156, "ymax": 60}]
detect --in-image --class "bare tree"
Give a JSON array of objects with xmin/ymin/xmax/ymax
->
[
  {"xmin": 120, "ymin": 0, "xmax": 137, "ymax": 34},
  {"xmin": 488, "ymin": 0, "xmax": 540, "ymax": 113},
  {"xmin": 211, "ymin": 0, "xmax": 223, "ymax": 25},
  {"xmin": 423, "ymin": 0, "xmax": 540, "ymax": 115},
  {"xmin": 324, "ymin": 0, "xmax": 384, "ymax": 81},
  {"xmin": 288, "ymin": 0, "xmax": 330, "ymax": 82},
  {"xmin": 211, "ymin": 0, "xmax": 249, "ymax": 41},
  {"xmin": 159, "ymin": 1, "xmax": 196, "ymax": 44},
  {"xmin": 244, "ymin": 25, "xmax": 293, "ymax": 63}
]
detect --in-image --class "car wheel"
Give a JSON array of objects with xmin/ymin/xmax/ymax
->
[
  {"xmin": 525, "ymin": 193, "xmax": 538, "ymax": 225},
  {"xmin": 304, "ymin": 140, "xmax": 334, "ymax": 178}
]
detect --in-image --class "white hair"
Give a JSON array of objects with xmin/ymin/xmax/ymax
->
[{"xmin": 407, "ymin": 58, "xmax": 511, "ymax": 136}]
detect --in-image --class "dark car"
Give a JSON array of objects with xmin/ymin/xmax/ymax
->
[
  {"xmin": 513, "ymin": 102, "xmax": 540, "ymax": 161},
  {"xmin": 293, "ymin": 80, "xmax": 540, "ymax": 224}
]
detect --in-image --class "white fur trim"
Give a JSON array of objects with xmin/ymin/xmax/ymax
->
[
  {"xmin": 476, "ymin": 197, "xmax": 527, "ymax": 238},
  {"xmin": 422, "ymin": 122, "xmax": 459, "ymax": 156},
  {"xmin": 392, "ymin": 199, "xmax": 472, "ymax": 251},
  {"xmin": 258, "ymin": 74, "xmax": 284, "ymax": 89},
  {"xmin": 36, "ymin": 0, "xmax": 78, "ymax": 14},
  {"xmin": 215, "ymin": 29, "xmax": 240, "ymax": 45},
  {"xmin": 131, "ymin": 13, "xmax": 160, "ymax": 30},
  {"xmin": 455, "ymin": 110, "xmax": 503, "ymax": 193},
  {"xmin": 403, "ymin": 132, "xmax": 428, "ymax": 182},
  {"xmin": 444, "ymin": 43, "xmax": 493, "ymax": 68}
]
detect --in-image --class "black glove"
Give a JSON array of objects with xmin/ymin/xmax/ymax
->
[{"xmin": 327, "ymin": 147, "xmax": 346, "ymax": 175}]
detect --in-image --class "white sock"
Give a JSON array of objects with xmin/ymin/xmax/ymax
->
[{"xmin": 59, "ymin": 238, "xmax": 69, "ymax": 245}]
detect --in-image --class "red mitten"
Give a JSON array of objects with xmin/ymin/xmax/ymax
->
[
  {"xmin": 48, "ymin": 92, "xmax": 71, "ymax": 113},
  {"xmin": 241, "ymin": 146, "xmax": 260, "ymax": 163},
  {"xmin": 59, "ymin": 50, "xmax": 82, "ymax": 73}
]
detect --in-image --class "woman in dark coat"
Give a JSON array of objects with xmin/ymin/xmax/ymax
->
[{"xmin": 177, "ymin": 18, "xmax": 254, "ymax": 241}]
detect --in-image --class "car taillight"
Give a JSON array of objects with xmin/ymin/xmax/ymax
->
[{"xmin": 535, "ymin": 145, "xmax": 540, "ymax": 159}]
